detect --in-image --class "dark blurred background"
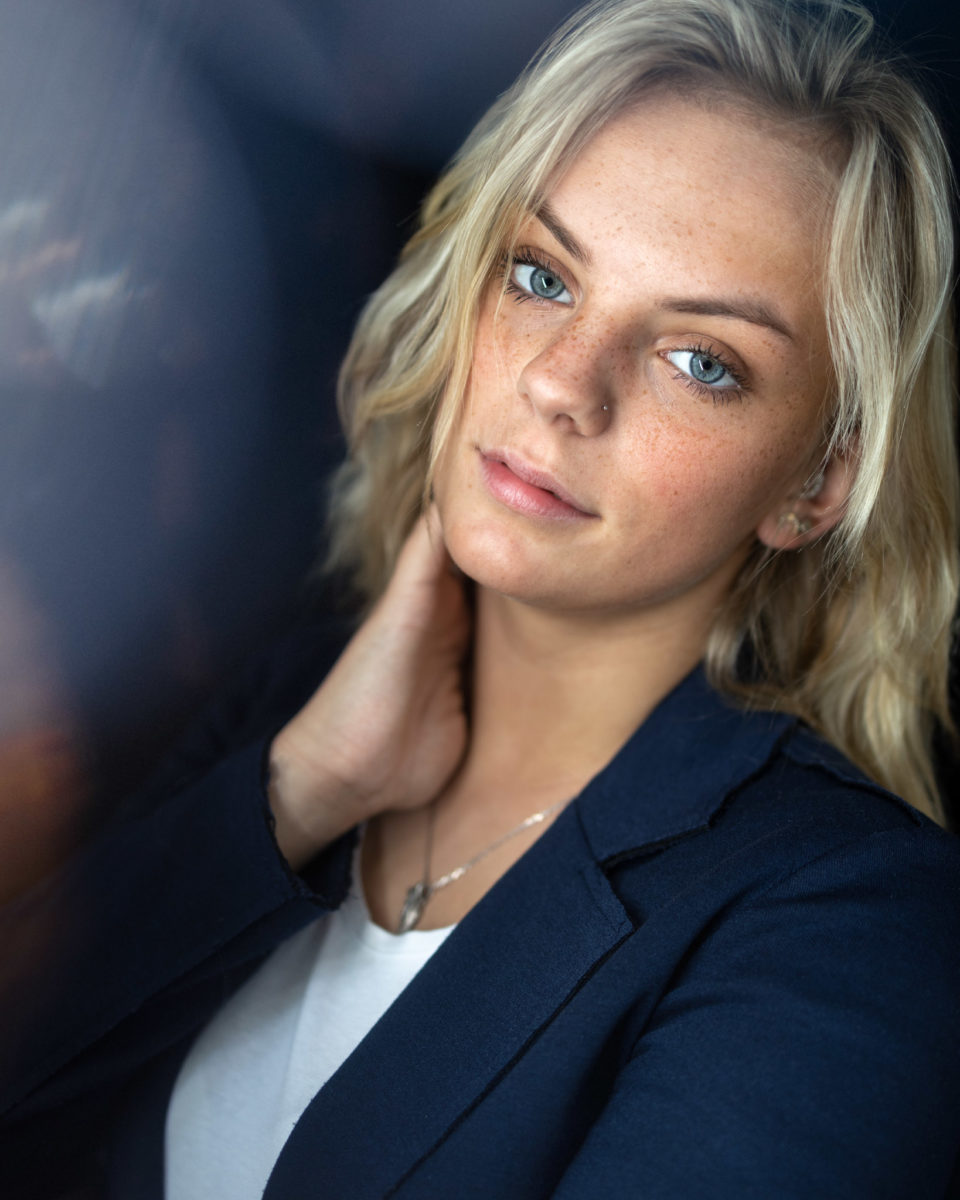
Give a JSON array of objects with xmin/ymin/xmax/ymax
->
[{"xmin": 0, "ymin": 0, "xmax": 957, "ymax": 896}]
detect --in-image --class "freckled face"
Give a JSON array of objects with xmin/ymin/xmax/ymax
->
[{"xmin": 432, "ymin": 94, "xmax": 835, "ymax": 620}]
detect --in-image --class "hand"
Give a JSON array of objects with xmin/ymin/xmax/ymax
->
[{"xmin": 268, "ymin": 509, "xmax": 470, "ymax": 867}]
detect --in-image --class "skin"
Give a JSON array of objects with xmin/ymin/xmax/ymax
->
[{"xmin": 270, "ymin": 94, "xmax": 854, "ymax": 930}]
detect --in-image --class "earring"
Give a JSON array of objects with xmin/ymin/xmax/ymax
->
[{"xmin": 778, "ymin": 512, "xmax": 812, "ymax": 537}]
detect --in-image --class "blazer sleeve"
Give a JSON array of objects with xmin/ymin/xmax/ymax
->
[
  {"xmin": 0, "ymin": 623, "xmax": 355, "ymax": 1191},
  {"xmin": 550, "ymin": 826, "xmax": 960, "ymax": 1200}
]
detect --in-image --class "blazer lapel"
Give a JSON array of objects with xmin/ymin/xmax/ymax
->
[
  {"xmin": 578, "ymin": 666, "xmax": 796, "ymax": 862},
  {"xmin": 263, "ymin": 802, "xmax": 632, "ymax": 1199}
]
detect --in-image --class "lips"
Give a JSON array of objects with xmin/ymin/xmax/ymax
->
[{"xmin": 479, "ymin": 448, "xmax": 598, "ymax": 520}]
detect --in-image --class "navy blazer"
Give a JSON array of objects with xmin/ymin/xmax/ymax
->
[{"xmin": 2, "ymin": 625, "xmax": 960, "ymax": 1199}]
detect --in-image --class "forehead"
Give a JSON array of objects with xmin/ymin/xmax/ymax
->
[
  {"xmin": 557, "ymin": 87, "xmax": 836, "ymax": 213},
  {"xmin": 537, "ymin": 92, "xmax": 835, "ymax": 315}
]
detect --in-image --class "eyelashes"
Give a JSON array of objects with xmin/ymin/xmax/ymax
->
[
  {"xmin": 502, "ymin": 249, "xmax": 574, "ymax": 306},
  {"xmin": 662, "ymin": 344, "xmax": 748, "ymax": 405},
  {"xmin": 499, "ymin": 248, "xmax": 750, "ymax": 405}
]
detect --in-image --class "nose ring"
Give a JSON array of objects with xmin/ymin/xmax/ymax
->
[{"xmin": 601, "ymin": 404, "xmax": 609, "ymax": 412}]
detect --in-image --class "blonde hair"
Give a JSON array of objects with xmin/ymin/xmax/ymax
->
[{"xmin": 327, "ymin": 0, "xmax": 959, "ymax": 824}]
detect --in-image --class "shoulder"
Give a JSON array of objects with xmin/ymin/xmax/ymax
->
[
  {"xmin": 606, "ymin": 716, "xmax": 960, "ymax": 977},
  {"xmin": 729, "ymin": 720, "xmax": 960, "ymax": 882},
  {"xmin": 741, "ymin": 731, "xmax": 960, "ymax": 942},
  {"xmin": 584, "ymin": 665, "xmax": 959, "ymax": 897}
]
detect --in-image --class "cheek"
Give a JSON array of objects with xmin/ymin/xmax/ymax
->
[
  {"xmin": 470, "ymin": 291, "xmax": 511, "ymax": 375},
  {"xmin": 615, "ymin": 407, "xmax": 812, "ymax": 533},
  {"xmin": 429, "ymin": 318, "xmax": 499, "ymax": 496}
]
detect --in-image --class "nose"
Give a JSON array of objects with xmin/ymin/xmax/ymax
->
[{"xmin": 517, "ymin": 323, "xmax": 614, "ymax": 435}]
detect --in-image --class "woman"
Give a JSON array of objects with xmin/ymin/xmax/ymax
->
[{"xmin": 2, "ymin": 0, "xmax": 959, "ymax": 1195}]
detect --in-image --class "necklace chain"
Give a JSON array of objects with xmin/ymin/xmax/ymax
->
[{"xmin": 396, "ymin": 797, "xmax": 568, "ymax": 934}]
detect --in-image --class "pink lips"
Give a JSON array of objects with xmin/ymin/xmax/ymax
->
[{"xmin": 479, "ymin": 449, "xmax": 597, "ymax": 520}]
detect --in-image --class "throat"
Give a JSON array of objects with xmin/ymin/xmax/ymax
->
[{"xmin": 468, "ymin": 585, "xmax": 705, "ymax": 782}]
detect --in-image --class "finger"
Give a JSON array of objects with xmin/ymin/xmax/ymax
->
[
  {"xmin": 383, "ymin": 514, "xmax": 449, "ymax": 611},
  {"xmin": 424, "ymin": 501, "xmax": 443, "ymax": 545},
  {"xmin": 423, "ymin": 503, "xmax": 450, "ymax": 568},
  {"xmin": 396, "ymin": 507, "xmax": 449, "ymax": 581},
  {"xmin": 425, "ymin": 503, "xmax": 466, "ymax": 581}
]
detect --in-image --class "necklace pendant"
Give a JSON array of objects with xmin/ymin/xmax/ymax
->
[{"xmin": 397, "ymin": 881, "xmax": 430, "ymax": 934}]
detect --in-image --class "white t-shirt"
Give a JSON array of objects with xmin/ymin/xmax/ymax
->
[{"xmin": 164, "ymin": 855, "xmax": 454, "ymax": 1200}]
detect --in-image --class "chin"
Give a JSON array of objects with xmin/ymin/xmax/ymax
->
[
  {"xmin": 440, "ymin": 516, "xmax": 602, "ymax": 613},
  {"xmin": 444, "ymin": 516, "xmax": 534, "ymax": 594}
]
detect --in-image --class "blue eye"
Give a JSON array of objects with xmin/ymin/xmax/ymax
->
[
  {"xmin": 665, "ymin": 348, "xmax": 740, "ymax": 392},
  {"xmin": 511, "ymin": 261, "xmax": 573, "ymax": 305}
]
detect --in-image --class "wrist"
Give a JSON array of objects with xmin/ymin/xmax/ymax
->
[{"xmin": 266, "ymin": 734, "xmax": 362, "ymax": 869}]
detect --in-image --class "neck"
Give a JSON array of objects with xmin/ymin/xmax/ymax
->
[{"xmin": 460, "ymin": 588, "xmax": 711, "ymax": 795}]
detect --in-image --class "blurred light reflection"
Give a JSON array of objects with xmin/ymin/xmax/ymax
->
[{"xmin": 0, "ymin": 0, "xmax": 272, "ymax": 888}]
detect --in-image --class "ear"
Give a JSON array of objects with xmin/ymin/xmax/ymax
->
[{"xmin": 757, "ymin": 441, "xmax": 859, "ymax": 550}]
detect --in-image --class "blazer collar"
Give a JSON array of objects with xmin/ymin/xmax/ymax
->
[{"xmin": 576, "ymin": 664, "xmax": 797, "ymax": 862}]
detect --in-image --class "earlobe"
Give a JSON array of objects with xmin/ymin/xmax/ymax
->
[{"xmin": 757, "ymin": 442, "xmax": 858, "ymax": 550}]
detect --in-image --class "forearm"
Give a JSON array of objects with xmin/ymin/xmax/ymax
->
[{"xmin": 0, "ymin": 738, "xmax": 352, "ymax": 1124}]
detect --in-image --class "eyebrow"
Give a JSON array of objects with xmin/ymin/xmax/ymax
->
[
  {"xmin": 658, "ymin": 296, "xmax": 795, "ymax": 341},
  {"xmin": 535, "ymin": 203, "xmax": 592, "ymax": 266},
  {"xmin": 533, "ymin": 204, "xmax": 796, "ymax": 341}
]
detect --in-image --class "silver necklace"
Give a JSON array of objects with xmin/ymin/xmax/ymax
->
[{"xmin": 396, "ymin": 797, "xmax": 568, "ymax": 933}]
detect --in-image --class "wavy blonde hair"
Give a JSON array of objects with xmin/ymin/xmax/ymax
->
[{"xmin": 327, "ymin": 0, "xmax": 958, "ymax": 824}]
